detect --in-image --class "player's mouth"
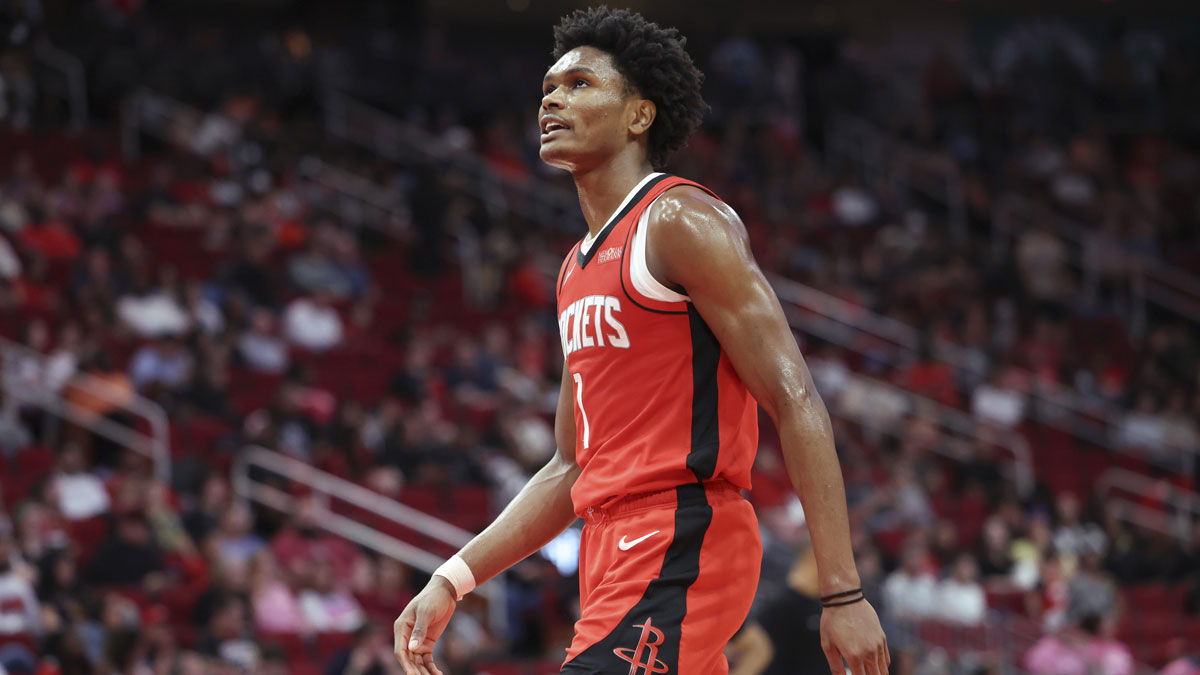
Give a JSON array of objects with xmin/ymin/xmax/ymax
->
[{"xmin": 540, "ymin": 116, "xmax": 571, "ymax": 142}]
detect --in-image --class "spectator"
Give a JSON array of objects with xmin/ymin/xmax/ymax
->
[
  {"xmin": 195, "ymin": 593, "xmax": 259, "ymax": 671},
  {"xmin": 1025, "ymin": 614, "xmax": 1133, "ymax": 675},
  {"xmin": 128, "ymin": 335, "xmax": 194, "ymax": 392},
  {"xmin": 211, "ymin": 502, "xmax": 265, "ymax": 569},
  {"xmin": 1053, "ymin": 492, "xmax": 1108, "ymax": 571},
  {"xmin": 935, "ymin": 554, "xmax": 987, "ymax": 626},
  {"xmin": 288, "ymin": 227, "xmax": 353, "ymax": 298},
  {"xmin": 1162, "ymin": 653, "xmax": 1200, "ymax": 675},
  {"xmin": 0, "ymin": 531, "xmax": 40, "ymax": 672},
  {"xmin": 271, "ymin": 499, "xmax": 363, "ymax": 580},
  {"xmin": 237, "ymin": 309, "xmax": 290, "ymax": 374},
  {"xmin": 17, "ymin": 208, "xmax": 82, "ymax": 261},
  {"xmin": 297, "ymin": 558, "xmax": 364, "ymax": 633},
  {"xmin": 1067, "ymin": 549, "xmax": 1118, "ymax": 624},
  {"xmin": 182, "ymin": 474, "xmax": 232, "ymax": 544},
  {"xmin": 282, "ymin": 291, "xmax": 343, "ymax": 352},
  {"xmin": 86, "ymin": 514, "xmax": 165, "ymax": 588},
  {"xmin": 883, "ymin": 542, "xmax": 938, "ymax": 622},
  {"xmin": 250, "ymin": 551, "xmax": 307, "ymax": 635},
  {"xmin": 116, "ymin": 277, "xmax": 190, "ymax": 338},
  {"xmin": 48, "ymin": 441, "xmax": 110, "ymax": 521},
  {"xmin": 733, "ymin": 542, "xmax": 826, "ymax": 675}
]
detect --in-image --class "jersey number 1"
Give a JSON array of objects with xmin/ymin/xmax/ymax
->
[{"xmin": 573, "ymin": 372, "xmax": 590, "ymax": 449}]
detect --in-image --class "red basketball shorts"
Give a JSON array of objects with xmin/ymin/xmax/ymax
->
[{"xmin": 561, "ymin": 480, "xmax": 762, "ymax": 675}]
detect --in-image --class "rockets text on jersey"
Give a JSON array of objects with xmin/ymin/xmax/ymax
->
[{"xmin": 558, "ymin": 294, "xmax": 630, "ymax": 356}]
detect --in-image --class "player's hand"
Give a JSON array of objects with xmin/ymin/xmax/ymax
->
[
  {"xmin": 820, "ymin": 600, "xmax": 889, "ymax": 675},
  {"xmin": 393, "ymin": 576, "xmax": 457, "ymax": 675}
]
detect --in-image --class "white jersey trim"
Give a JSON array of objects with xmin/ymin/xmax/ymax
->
[
  {"xmin": 580, "ymin": 172, "xmax": 664, "ymax": 255},
  {"xmin": 631, "ymin": 193, "xmax": 690, "ymax": 304}
]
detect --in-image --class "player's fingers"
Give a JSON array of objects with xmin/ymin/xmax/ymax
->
[
  {"xmin": 823, "ymin": 644, "xmax": 844, "ymax": 675},
  {"xmin": 843, "ymin": 648, "xmax": 867, "ymax": 675},
  {"xmin": 863, "ymin": 646, "xmax": 882, "ymax": 675},
  {"xmin": 396, "ymin": 646, "xmax": 426, "ymax": 675},
  {"xmin": 884, "ymin": 636, "xmax": 892, "ymax": 669},
  {"xmin": 422, "ymin": 652, "xmax": 444, "ymax": 675},
  {"xmin": 394, "ymin": 616, "xmax": 417, "ymax": 674},
  {"xmin": 408, "ymin": 613, "xmax": 429, "ymax": 654}
]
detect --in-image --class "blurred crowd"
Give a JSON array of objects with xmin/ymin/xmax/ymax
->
[{"xmin": 0, "ymin": 1, "xmax": 1199, "ymax": 675}]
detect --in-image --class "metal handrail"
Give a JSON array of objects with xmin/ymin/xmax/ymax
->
[
  {"xmin": 772, "ymin": 275, "xmax": 1117, "ymax": 449},
  {"xmin": 323, "ymin": 92, "xmax": 582, "ymax": 233},
  {"xmin": 995, "ymin": 195, "xmax": 1200, "ymax": 326},
  {"xmin": 1096, "ymin": 468, "xmax": 1200, "ymax": 547},
  {"xmin": 122, "ymin": 88, "xmax": 241, "ymax": 163},
  {"xmin": 233, "ymin": 446, "xmax": 506, "ymax": 632},
  {"xmin": 828, "ymin": 114, "xmax": 968, "ymax": 244},
  {"xmin": 0, "ymin": 336, "xmax": 171, "ymax": 482},
  {"xmin": 798, "ymin": 320, "xmax": 1034, "ymax": 499},
  {"xmin": 33, "ymin": 40, "xmax": 87, "ymax": 129}
]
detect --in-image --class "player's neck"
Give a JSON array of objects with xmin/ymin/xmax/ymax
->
[{"xmin": 572, "ymin": 152, "xmax": 654, "ymax": 238}]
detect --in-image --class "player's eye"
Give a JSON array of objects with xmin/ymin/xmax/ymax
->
[
  {"xmin": 574, "ymin": 78, "xmax": 588, "ymax": 88},
  {"xmin": 543, "ymin": 85, "xmax": 556, "ymax": 96}
]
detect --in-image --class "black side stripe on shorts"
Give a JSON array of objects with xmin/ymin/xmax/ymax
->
[{"xmin": 559, "ymin": 484, "xmax": 712, "ymax": 675}]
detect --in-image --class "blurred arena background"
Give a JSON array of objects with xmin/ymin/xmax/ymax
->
[{"xmin": 1, "ymin": 0, "xmax": 1199, "ymax": 673}]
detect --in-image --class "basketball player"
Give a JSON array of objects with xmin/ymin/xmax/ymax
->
[{"xmin": 395, "ymin": 7, "xmax": 888, "ymax": 674}]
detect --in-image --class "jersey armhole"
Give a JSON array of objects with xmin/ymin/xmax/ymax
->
[{"xmin": 630, "ymin": 198, "xmax": 690, "ymax": 303}]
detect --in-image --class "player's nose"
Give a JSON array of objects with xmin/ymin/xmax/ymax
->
[{"xmin": 541, "ymin": 87, "xmax": 565, "ymax": 112}]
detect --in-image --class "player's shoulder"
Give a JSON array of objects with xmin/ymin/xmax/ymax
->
[{"xmin": 647, "ymin": 182, "xmax": 746, "ymax": 247}]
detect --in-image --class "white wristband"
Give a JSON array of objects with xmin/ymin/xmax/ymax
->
[{"xmin": 433, "ymin": 554, "xmax": 475, "ymax": 600}]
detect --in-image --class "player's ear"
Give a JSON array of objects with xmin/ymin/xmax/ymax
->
[{"xmin": 628, "ymin": 98, "xmax": 656, "ymax": 137}]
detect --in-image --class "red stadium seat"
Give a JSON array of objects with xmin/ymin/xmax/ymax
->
[
  {"xmin": 16, "ymin": 444, "xmax": 56, "ymax": 480},
  {"xmin": 315, "ymin": 631, "xmax": 355, "ymax": 662},
  {"xmin": 261, "ymin": 632, "xmax": 310, "ymax": 663}
]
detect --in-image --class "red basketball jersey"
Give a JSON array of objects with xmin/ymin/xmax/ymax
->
[{"xmin": 556, "ymin": 173, "xmax": 759, "ymax": 516}]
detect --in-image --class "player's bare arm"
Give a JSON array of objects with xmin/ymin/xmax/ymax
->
[
  {"xmin": 645, "ymin": 186, "xmax": 891, "ymax": 675},
  {"xmin": 393, "ymin": 367, "xmax": 580, "ymax": 675}
]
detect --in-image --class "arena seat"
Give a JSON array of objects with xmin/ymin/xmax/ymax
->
[
  {"xmin": 260, "ymin": 632, "xmax": 310, "ymax": 663},
  {"xmin": 314, "ymin": 631, "xmax": 355, "ymax": 663}
]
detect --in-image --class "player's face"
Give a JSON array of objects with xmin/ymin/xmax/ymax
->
[{"xmin": 538, "ymin": 46, "xmax": 643, "ymax": 172}]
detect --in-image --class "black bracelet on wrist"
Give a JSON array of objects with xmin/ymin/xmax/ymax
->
[
  {"xmin": 821, "ymin": 594, "xmax": 866, "ymax": 608},
  {"xmin": 818, "ymin": 587, "xmax": 863, "ymax": 602}
]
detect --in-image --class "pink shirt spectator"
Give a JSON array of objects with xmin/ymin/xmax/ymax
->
[
  {"xmin": 253, "ymin": 582, "xmax": 308, "ymax": 634},
  {"xmin": 1026, "ymin": 634, "xmax": 1134, "ymax": 675},
  {"xmin": 1162, "ymin": 658, "xmax": 1200, "ymax": 675}
]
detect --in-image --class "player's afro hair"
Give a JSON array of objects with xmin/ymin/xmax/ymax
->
[{"xmin": 553, "ymin": 6, "xmax": 707, "ymax": 170}]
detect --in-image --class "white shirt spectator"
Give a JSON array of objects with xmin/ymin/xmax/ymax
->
[
  {"xmin": 882, "ymin": 569, "xmax": 937, "ymax": 621},
  {"xmin": 52, "ymin": 471, "xmax": 111, "ymax": 521},
  {"xmin": 283, "ymin": 297, "xmax": 343, "ymax": 352},
  {"xmin": 117, "ymin": 291, "xmax": 190, "ymax": 338},
  {"xmin": 238, "ymin": 332, "xmax": 290, "ymax": 374},
  {"xmin": 0, "ymin": 555, "xmax": 40, "ymax": 639},
  {"xmin": 936, "ymin": 578, "xmax": 986, "ymax": 626},
  {"xmin": 1116, "ymin": 411, "xmax": 1167, "ymax": 451},
  {"xmin": 972, "ymin": 382, "xmax": 1025, "ymax": 427}
]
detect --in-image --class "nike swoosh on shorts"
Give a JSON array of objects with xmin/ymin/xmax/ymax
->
[{"xmin": 617, "ymin": 531, "xmax": 660, "ymax": 551}]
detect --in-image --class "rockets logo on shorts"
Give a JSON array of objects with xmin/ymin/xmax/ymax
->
[
  {"xmin": 612, "ymin": 617, "xmax": 668, "ymax": 674},
  {"xmin": 558, "ymin": 294, "xmax": 630, "ymax": 356}
]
